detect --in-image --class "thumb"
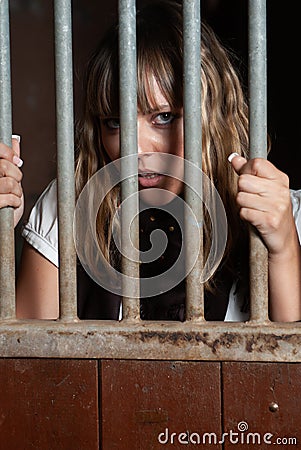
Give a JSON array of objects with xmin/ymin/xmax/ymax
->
[{"xmin": 228, "ymin": 152, "xmax": 248, "ymax": 175}]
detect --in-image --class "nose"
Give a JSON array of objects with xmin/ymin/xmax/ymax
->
[{"xmin": 137, "ymin": 118, "xmax": 155, "ymax": 155}]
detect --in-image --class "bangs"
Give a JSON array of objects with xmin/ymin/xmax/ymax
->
[
  {"xmin": 92, "ymin": 1, "xmax": 183, "ymax": 118},
  {"xmin": 136, "ymin": 0, "xmax": 183, "ymax": 112},
  {"xmin": 96, "ymin": 50, "xmax": 183, "ymax": 118},
  {"xmin": 95, "ymin": 43, "xmax": 119, "ymax": 117},
  {"xmin": 137, "ymin": 47, "xmax": 183, "ymax": 113}
]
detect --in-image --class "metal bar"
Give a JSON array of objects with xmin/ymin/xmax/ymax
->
[
  {"xmin": 54, "ymin": 0, "xmax": 77, "ymax": 320},
  {"xmin": 0, "ymin": 0, "xmax": 15, "ymax": 320},
  {"xmin": 0, "ymin": 320, "xmax": 301, "ymax": 361},
  {"xmin": 248, "ymin": 0, "xmax": 269, "ymax": 322},
  {"xmin": 119, "ymin": 0, "xmax": 140, "ymax": 321},
  {"xmin": 183, "ymin": 0, "xmax": 204, "ymax": 321}
]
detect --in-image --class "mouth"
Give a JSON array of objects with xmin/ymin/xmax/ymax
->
[{"xmin": 138, "ymin": 171, "xmax": 163, "ymax": 187}]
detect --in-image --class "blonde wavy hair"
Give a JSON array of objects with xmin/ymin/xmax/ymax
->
[{"xmin": 74, "ymin": 0, "xmax": 250, "ymax": 291}]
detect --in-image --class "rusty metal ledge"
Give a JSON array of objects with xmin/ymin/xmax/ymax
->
[{"xmin": 0, "ymin": 320, "xmax": 300, "ymax": 361}]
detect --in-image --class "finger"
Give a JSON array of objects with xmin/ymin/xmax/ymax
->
[
  {"xmin": 11, "ymin": 134, "xmax": 23, "ymax": 167},
  {"xmin": 228, "ymin": 152, "xmax": 248, "ymax": 174},
  {"xmin": 0, "ymin": 193, "xmax": 23, "ymax": 209},
  {"xmin": 237, "ymin": 188, "xmax": 290, "ymax": 213},
  {"xmin": 11, "ymin": 134, "xmax": 21, "ymax": 157},
  {"xmin": 0, "ymin": 177, "xmax": 23, "ymax": 197},
  {"xmin": 236, "ymin": 191, "xmax": 274, "ymax": 213},
  {"xmin": 239, "ymin": 207, "xmax": 270, "ymax": 230},
  {"xmin": 0, "ymin": 142, "xmax": 13, "ymax": 160},
  {"xmin": 0, "ymin": 136, "xmax": 23, "ymax": 168},
  {"xmin": 238, "ymin": 206, "xmax": 289, "ymax": 238},
  {"xmin": 0, "ymin": 159, "xmax": 23, "ymax": 182},
  {"xmin": 237, "ymin": 173, "xmax": 285, "ymax": 196},
  {"xmin": 228, "ymin": 153, "xmax": 285, "ymax": 181}
]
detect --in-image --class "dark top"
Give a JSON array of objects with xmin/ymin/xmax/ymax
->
[{"xmin": 77, "ymin": 200, "xmax": 233, "ymax": 321}]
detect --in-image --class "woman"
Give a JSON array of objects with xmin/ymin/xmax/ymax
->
[{"xmin": 1, "ymin": 0, "xmax": 301, "ymax": 321}]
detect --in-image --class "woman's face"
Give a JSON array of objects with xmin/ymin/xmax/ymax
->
[{"xmin": 100, "ymin": 78, "xmax": 184, "ymax": 202}]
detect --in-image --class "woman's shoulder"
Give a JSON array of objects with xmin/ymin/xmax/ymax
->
[
  {"xmin": 31, "ymin": 179, "xmax": 58, "ymax": 215},
  {"xmin": 21, "ymin": 179, "xmax": 58, "ymax": 266}
]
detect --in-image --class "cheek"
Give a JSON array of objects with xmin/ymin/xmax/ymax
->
[
  {"xmin": 172, "ymin": 122, "xmax": 184, "ymax": 158},
  {"xmin": 101, "ymin": 129, "xmax": 120, "ymax": 161},
  {"xmin": 176, "ymin": 140, "xmax": 184, "ymax": 158}
]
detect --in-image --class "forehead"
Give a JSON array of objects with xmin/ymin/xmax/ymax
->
[
  {"xmin": 150, "ymin": 77, "xmax": 169, "ymax": 104},
  {"xmin": 140, "ymin": 74, "xmax": 171, "ymax": 111}
]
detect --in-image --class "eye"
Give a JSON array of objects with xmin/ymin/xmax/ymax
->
[
  {"xmin": 102, "ymin": 118, "xmax": 120, "ymax": 130},
  {"xmin": 152, "ymin": 112, "xmax": 175, "ymax": 126}
]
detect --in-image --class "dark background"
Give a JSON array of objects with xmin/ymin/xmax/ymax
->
[{"xmin": 9, "ymin": 0, "xmax": 300, "ymax": 230}]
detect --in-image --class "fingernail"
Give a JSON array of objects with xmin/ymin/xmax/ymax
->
[
  {"xmin": 13, "ymin": 155, "xmax": 23, "ymax": 168},
  {"xmin": 12, "ymin": 134, "xmax": 21, "ymax": 143},
  {"xmin": 228, "ymin": 152, "xmax": 240, "ymax": 163}
]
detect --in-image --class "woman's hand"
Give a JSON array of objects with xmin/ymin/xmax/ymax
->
[
  {"xmin": 0, "ymin": 136, "xmax": 24, "ymax": 227},
  {"xmin": 229, "ymin": 153, "xmax": 296, "ymax": 257},
  {"xmin": 229, "ymin": 153, "xmax": 301, "ymax": 321}
]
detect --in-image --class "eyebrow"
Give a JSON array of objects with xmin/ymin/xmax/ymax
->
[
  {"xmin": 101, "ymin": 104, "xmax": 172, "ymax": 118},
  {"xmin": 143, "ymin": 104, "xmax": 171, "ymax": 113}
]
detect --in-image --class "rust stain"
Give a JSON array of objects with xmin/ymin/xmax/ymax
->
[
  {"xmin": 245, "ymin": 334, "xmax": 293, "ymax": 354},
  {"xmin": 138, "ymin": 331, "xmax": 241, "ymax": 354},
  {"xmin": 138, "ymin": 330, "xmax": 301, "ymax": 357}
]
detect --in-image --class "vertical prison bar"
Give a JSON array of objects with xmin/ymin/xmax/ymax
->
[
  {"xmin": 248, "ymin": 0, "xmax": 269, "ymax": 322},
  {"xmin": 119, "ymin": 0, "xmax": 140, "ymax": 320},
  {"xmin": 0, "ymin": 0, "xmax": 15, "ymax": 319},
  {"xmin": 54, "ymin": 0, "xmax": 77, "ymax": 320},
  {"xmin": 183, "ymin": 0, "xmax": 204, "ymax": 321},
  {"xmin": 0, "ymin": 1, "xmax": 269, "ymax": 324}
]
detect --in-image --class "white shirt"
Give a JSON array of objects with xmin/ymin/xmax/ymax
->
[{"xmin": 22, "ymin": 179, "xmax": 301, "ymax": 322}]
